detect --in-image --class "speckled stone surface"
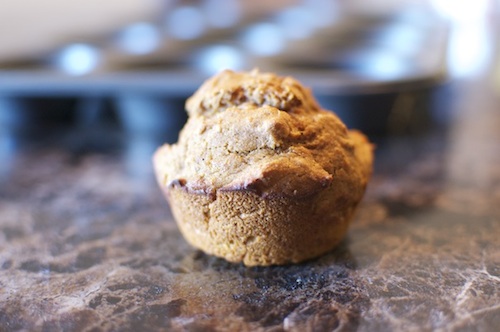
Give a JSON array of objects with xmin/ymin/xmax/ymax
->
[{"xmin": 1, "ymin": 80, "xmax": 500, "ymax": 331}]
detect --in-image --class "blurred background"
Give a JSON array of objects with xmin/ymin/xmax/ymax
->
[{"xmin": 0, "ymin": 0, "xmax": 497, "ymax": 175}]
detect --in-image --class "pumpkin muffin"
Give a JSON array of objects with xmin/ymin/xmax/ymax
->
[{"xmin": 153, "ymin": 69, "xmax": 373, "ymax": 266}]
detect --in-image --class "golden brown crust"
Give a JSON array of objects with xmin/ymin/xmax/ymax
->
[
  {"xmin": 153, "ymin": 69, "xmax": 374, "ymax": 266},
  {"xmin": 185, "ymin": 69, "xmax": 320, "ymax": 117}
]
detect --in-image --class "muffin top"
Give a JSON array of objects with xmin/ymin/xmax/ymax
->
[
  {"xmin": 185, "ymin": 69, "xmax": 320, "ymax": 116},
  {"xmin": 154, "ymin": 69, "xmax": 372, "ymax": 198}
]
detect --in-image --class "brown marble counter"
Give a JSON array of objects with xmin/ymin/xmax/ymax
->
[{"xmin": 1, "ymin": 76, "xmax": 500, "ymax": 331}]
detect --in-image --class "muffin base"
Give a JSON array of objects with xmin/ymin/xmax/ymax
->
[{"xmin": 163, "ymin": 184, "xmax": 361, "ymax": 266}]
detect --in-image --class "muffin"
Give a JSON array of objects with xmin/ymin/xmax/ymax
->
[{"xmin": 153, "ymin": 69, "xmax": 373, "ymax": 266}]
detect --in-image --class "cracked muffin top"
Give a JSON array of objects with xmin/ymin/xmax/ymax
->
[{"xmin": 154, "ymin": 69, "xmax": 372, "ymax": 198}]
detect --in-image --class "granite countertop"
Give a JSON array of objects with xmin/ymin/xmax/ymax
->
[{"xmin": 1, "ymin": 75, "xmax": 500, "ymax": 331}]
